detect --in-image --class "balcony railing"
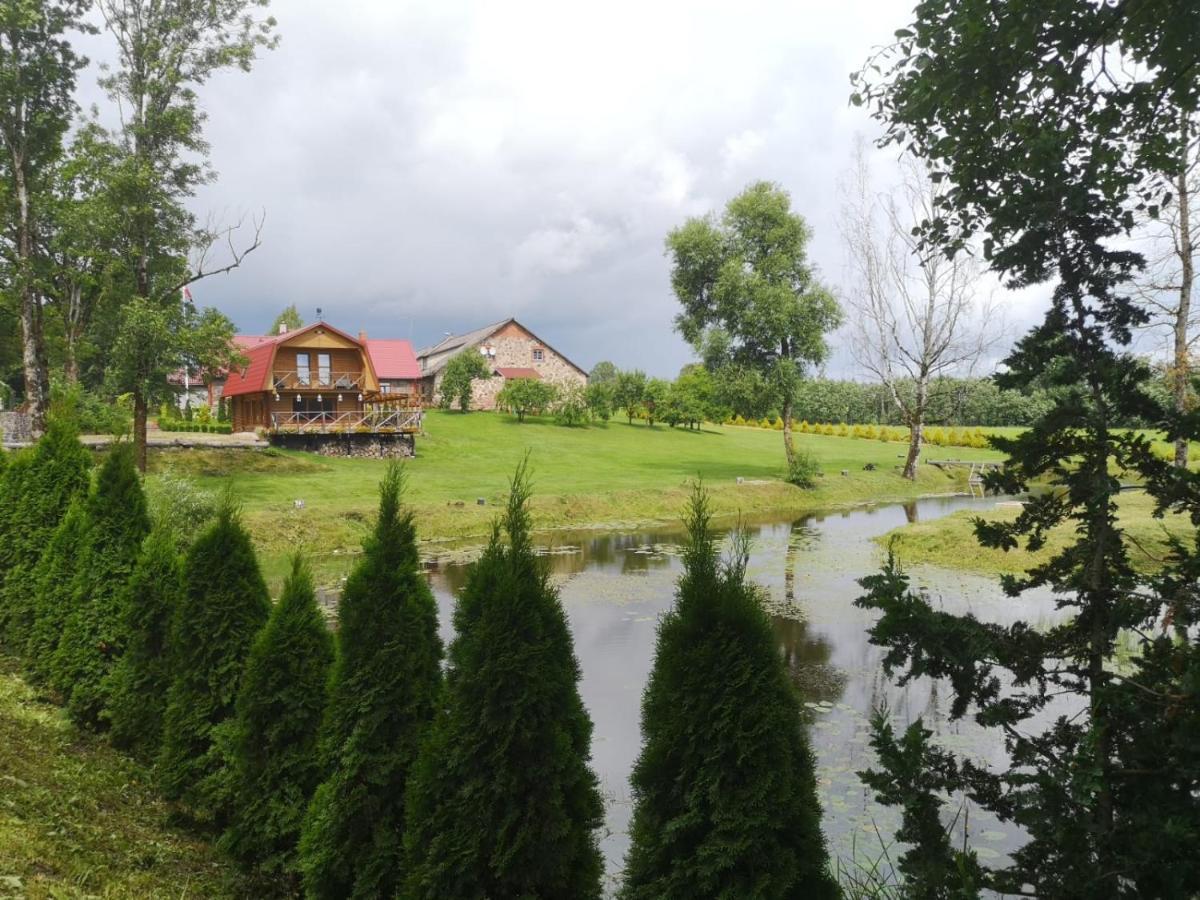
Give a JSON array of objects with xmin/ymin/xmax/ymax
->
[
  {"xmin": 270, "ymin": 408, "xmax": 423, "ymax": 434},
  {"xmin": 272, "ymin": 370, "xmax": 366, "ymax": 391}
]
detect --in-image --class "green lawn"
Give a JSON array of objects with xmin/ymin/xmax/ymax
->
[
  {"xmin": 148, "ymin": 411, "xmax": 1004, "ymax": 586},
  {"xmin": 0, "ymin": 657, "xmax": 247, "ymax": 899},
  {"xmin": 880, "ymin": 490, "xmax": 1194, "ymax": 576}
]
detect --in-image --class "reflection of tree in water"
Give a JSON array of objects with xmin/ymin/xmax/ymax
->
[{"xmin": 776, "ymin": 518, "xmax": 845, "ymax": 703}]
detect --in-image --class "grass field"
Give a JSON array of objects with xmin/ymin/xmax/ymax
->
[
  {"xmin": 148, "ymin": 411, "xmax": 1004, "ymax": 586},
  {"xmin": 0, "ymin": 657, "xmax": 246, "ymax": 899},
  {"xmin": 880, "ymin": 490, "xmax": 1194, "ymax": 575}
]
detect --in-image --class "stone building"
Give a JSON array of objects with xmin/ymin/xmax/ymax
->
[{"xmin": 416, "ymin": 318, "xmax": 587, "ymax": 410}]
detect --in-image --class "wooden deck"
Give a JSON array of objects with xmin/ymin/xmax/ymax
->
[{"xmin": 269, "ymin": 407, "xmax": 423, "ymax": 435}]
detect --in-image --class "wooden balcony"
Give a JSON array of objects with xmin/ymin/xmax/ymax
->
[
  {"xmin": 272, "ymin": 370, "xmax": 366, "ymax": 392},
  {"xmin": 269, "ymin": 407, "xmax": 423, "ymax": 434}
]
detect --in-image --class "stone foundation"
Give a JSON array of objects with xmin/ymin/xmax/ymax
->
[
  {"xmin": 0, "ymin": 411, "xmax": 33, "ymax": 444},
  {"xmin": 269, "ymin": 431, "xmax": 415, "ymax": 459}
]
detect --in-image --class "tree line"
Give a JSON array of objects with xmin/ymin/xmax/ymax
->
[{"xmin": 0, "ymin": 420, "xmax": 836, "ymax": 897}]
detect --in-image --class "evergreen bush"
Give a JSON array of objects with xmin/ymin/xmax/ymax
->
[
  {"xmin": 157, "ymin": 503, "xmax": 271, "ymax": 821},
  {"xmin": 51, "ymin": 443, "xmax": 151, "ymax": 727},
  {"xmin": 620, "ymin": 488, "xmax": 836, "ymax": 899},
  {"xmin": 403, "ymin": 462, "xmax": 604, "ymax": 899},
  {"xmin": 222, "ymin": 556, "xmax": 333, "ymax": 880},
  {"xmin": 298, "ymin": 463, "xmax": 443, "ymax": 899},
  {"xmin": 105, "ymin": 527, "xmax": 184, "ymax": 759},
  {"xmin": 23, "ymin": 500, "xmax": 89, "ymax": 684}
]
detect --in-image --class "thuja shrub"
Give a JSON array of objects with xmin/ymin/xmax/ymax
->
[
  {"xmin": 105, "ymin": 528, "xmax": 184, "ymax": 759},
  {"xmin": 158, "ymin": 503, "xmax": 270, "ymax": 821},
  {"xmin": 620, "ymin": 488, "xmax": 836, "ymax": 899},
  {"xmin": 403, "ymin": 462, "xmax": 604, "ymax": 899},
  {"xmin": 23, "ymin": 500, "xmax": 89, "ymax": 685},
  {"xmin": 221, "ymin": 556, "xmax": 333, "ymax": 880},
  {"xmin": 51, "ymin": 443, "xmax": 151, "ymax": 728},
  {"xmin": 298, "ymin": 464, "xmax": 443, "ymax": 899}
]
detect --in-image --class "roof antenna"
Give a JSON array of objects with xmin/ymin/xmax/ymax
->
[{"xmin": 316, "ymin": 307, "xmax": 323, "ymax": 321}]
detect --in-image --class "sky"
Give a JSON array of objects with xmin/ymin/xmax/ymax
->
[{"xmin": 78, "ymin": 0, "xmax": 1064, "ymax": 377}]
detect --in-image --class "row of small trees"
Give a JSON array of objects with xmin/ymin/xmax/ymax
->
[{"xmin": 0, "ymin": 421, "xmax": 836, "ymax": 896}]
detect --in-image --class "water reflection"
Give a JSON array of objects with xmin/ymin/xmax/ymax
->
[{"xmin": 419, "ymin": 493, "xmax": 1053, "ymax": 890}]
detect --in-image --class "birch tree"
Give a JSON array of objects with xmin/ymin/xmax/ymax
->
[{"xmin": 841, "ymin": 146, "xmax": 996, "ymax": 479}]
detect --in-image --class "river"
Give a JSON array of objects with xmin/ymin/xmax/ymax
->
[{"xmin": 421, "ymin": 493, "xmax": 1060, "ymax": 891}]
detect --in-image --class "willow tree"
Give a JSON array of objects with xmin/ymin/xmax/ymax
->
[
  {"xmin": 667, "ymin": 182, "xmax": 840, "ymax": 476},
  {"xmin": 852, "ymin": 2, "xmax": 1200, "ymax": 895}
]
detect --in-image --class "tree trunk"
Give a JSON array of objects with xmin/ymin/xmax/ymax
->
[
  {"xmin": 782, "ymin": 397, "xmax": 796, "ymax": 468},
  {"xmin": 133, "ymin": 389, "xmax": 148, "ymax": 473},
  {"xmin": 64, "ymin": 282, "xmax": 85, "ymax": 385},
  {"xmin": 1174, "ymin": 141, "xmax": 1194, "ymax": 468},
  {"xmin": 13, "ymin": 156, "xmax": 49, "ymax": 433},
  {"xmin": 902, "ymin": 421, "xmax": 923, "ymax": 479}
]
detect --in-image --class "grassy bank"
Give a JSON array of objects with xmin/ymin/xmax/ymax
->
[
  {"xmin": 881, "ymin": 490, "xmax": 1194, "ymax": 576},
  {"xmin": 0, "ymin": 657, "xmax": 243, "ymax": 898},
  {"xmin": 146, "ymin": 411, "xmax": 1004, "ymax": 586}
]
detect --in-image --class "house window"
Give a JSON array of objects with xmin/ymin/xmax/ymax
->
[
  {"xmin": 381, "ymin": 383, "xmax": 391, "ymax": 394},
  {"xmin": 532, "ymin": 348, "xmax": 544, "ymax": 362},
  {"xmin": 296, "ymin": 352, "xmax": 310, "ymax": 386},
  {"xmin": 318, "ymin": 352, "xmax": 331, "ymax": 385}
]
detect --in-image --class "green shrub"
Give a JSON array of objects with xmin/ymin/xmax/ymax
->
[
  {"xmin": 23, "ymin": 500, "xmax": 89, "ymax": 684},
  {"xmin": 145, "ymin": 472, "xmax": 217, "ymax": 549},
  {"xmin": 496, "ymin": 377, "xmax": 559, "ymax": 422},
  {"xmin": 51, "ymin": 443, "xmax": 151, "ymax": 728},
  {"xmin": 786, "ymin": 451, "xmax": 821, "ymax": 488},
  {"xmin": 620, "ymin": 489, "xmax": 835, "ymax": 898},
  {"xmin": 299, "ymin": 464, "xmax": 443, "ymax": 899},
  {"xmin": 158, "ymin": 504, "xmax": 271, "ymax": 821},
  {"xmin": 105, "ymin": 528, "xmax": 184, "ymax": 760},
  {"xmin": 554, "ymin": 384, "xmax": 591, "ymax": 426},
  {"xmin": 404, "ymin": 463, "xmax": 604, "ymax": 899},
  {"xmin": 222, "ymin": 556, "xmax": 333, "ymax": 879}
]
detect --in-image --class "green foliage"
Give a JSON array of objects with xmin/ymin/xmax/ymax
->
[
  {"xmin": 221, "ymin": 556, "xmax": 332, "ymax": 880},
  {"xmin": 438, "ymin": 351, "xmax": 492, "ymax": 412},
  {"xmin": 0, "ymin": 415, "xmax": 91, "ymax": 651},
  {"xmin": 157, "ymin": 503, "xmax": 271, "ymax": 821},
  {"xmin": 584, "ymin": 381, "xmax": 614, "ymax": 421},
  {"xmin": 51, "ymin": 378, "xmax": 132, "ymax": 435},
  {"xmin": 23, "ymin": 499, "xmax": 88, "ymax": 684},
  {"xmin": 853, "ymin": 3, "xmax": 1200, "ymax": 895},
  {"xmin": 270, "ymin": 304, "xmax": 304, "ymax": 336},
  {"xmin": 144, "ymin": 471, "xmax": 217, "ymax": 549},
  {"xmin": 404, "ymin": 462, "xmax": 603, "ymax": 899},
  {"xmin": 588, "ymin": 360, "xmax": 618, "ymax": 384},
  {"xmin": 785, "ymin": 450, "xmax": 821, "ymax": 488},
  {"xmin": 614, "ymin": 368, "xmax": 647, "ymax": 424},
  {"xmin": 621, "ymin": 488, "xmax": 835, "ymax": 898},
  {"xmin": 50, "ymin": 444, "xmax": 150, "ymax": 727},
  {"xmin": 663, "ymin": 365, "xmax": 721, "ymax": 429},
  {"xmin": 642, "ymin": 377, "xmax": 670, "ymax": 427},
  {"xmin": 553, "ymin": 383, "xmax": 591, "ymax": 426},
  {"xmin": 298, "ymin": 463, "xmax": 443, "ymax": 899},
  {"xmin": 495, "ymin": 376, "xmax": 559, "ymax": 422},
  {"xmin": 104, "ymin": 528, "xmax": 183, "ymax": 760}
]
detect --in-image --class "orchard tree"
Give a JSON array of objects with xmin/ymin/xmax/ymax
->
[
  {"xmin": 0, "ymin": 0, "xmax": 90, "ymax": 431},
  {"xmin": 667, "ymin": 182, "xmax": 841, "ymax": 470},
  {"xmin": 614, "ymin": 368, "xmax": 647, "ymax": 424},
  {"xmin": 496, "ymin": 377, "xmax": 558, "ymax": 422},
  {"xmin": 438, "ymin": 351, "xmax": 492, "ymax": 411},
  {"xmin": 852, "ymin": 2, "xmax": 1200, "ymax": 895},
  {"xmin": 584, "ymin": 381, "xmax": 614, "ymax": 421},
  {"xmin": 588, "ymin": 360, "xmax": 618, "ymax": 384},
  {"xmin": 643, "ymin": 377, "xmax": 670, "ymax": 427}
]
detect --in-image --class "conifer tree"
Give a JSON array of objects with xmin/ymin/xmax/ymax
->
[
  {"xmin": 158, "ymin": 503, "xmax": 270, "ymax": 821},
  {"xmin": 0, "ymin": 415, "xmax": 90, "ymax": 651},
  {"xmin": 620, "ymin": 488, "xmax": 835, "ymax": 899},
  {"xmin": 403, "ymin": 462, "xmax": 604, "ymax": 899},
  {"xmin": 221, "ymin": 555, "xmax": 333, "ymax": 880},
  {"xmin": 50, "ymin": 443, "xmax": 151, "ymax": 727},
  {"xmin": 105, "ymin": 527, "xmax": 183, "ymax": 759},
  {"xmin": 23, "ymin": 499, "xmax": 89, "ymax": 684},
  {"xmin": 298, "ymin": 464, "xmax": 442, "ymax": 899}
]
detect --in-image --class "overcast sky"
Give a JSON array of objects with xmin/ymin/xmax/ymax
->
[{"xmin": 79, "ymin": 0, "xmax": 1066, "ymax": 377}]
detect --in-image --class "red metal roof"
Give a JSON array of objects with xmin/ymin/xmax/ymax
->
[
  {"xmin": 494, "ymin": 367, "xmax": 541, "ymax": 380},
  {"xmin": 365, "ymin": 339, "xmax": 421, "ymax": 380},
  {"xmin": 233, "ymin": 334, "xmax": 277, "ymax": 350},
  {"xmin": 222, "ymin": 342, "xmax": 277, "ymax": 397}
]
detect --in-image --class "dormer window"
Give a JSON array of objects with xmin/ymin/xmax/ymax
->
[{"xmin": 532, "ymin": 348, "xmax": 544, "ymax": 362}]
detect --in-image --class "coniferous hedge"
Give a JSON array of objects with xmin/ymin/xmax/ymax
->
[
  {"xmin": 23, "ymin": 500, "xmax": 89, "ymax": 684},
  {"xmin": 403, "ymin": 462, "xmax": 604, "ymax": 899},
  {"xmin": 105, "ymin": 527, "xmax": 184, "ymax": 759},
  {"xmin": 51, "ymin": 443, "xmax": 151, "ymax": 727},
  {"xmin": 620, "ymin": 488, "xmax": 836, "ymax": 899},
  {"xmin": 298, "ymin": 464, "xmax": 443, "ymax": 899},
  {"xmin": 221, "ymin": 555, "xmax": 333, "ymax": 879},
  {"xmin": 0, "ymin": 417, "xmax": 91, "ymax": 651},
  {"xmin": 158, "ymin": 503, "xmax": 271, "ymax": 821}
]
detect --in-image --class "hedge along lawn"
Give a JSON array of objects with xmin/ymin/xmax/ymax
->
[{"xmin": 148, "ymin": 410, "xmax": 1008, "ymax": 587}]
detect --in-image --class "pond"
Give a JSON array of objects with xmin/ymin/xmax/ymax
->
[{"xmin": 420, "ymin": 493, "xmax": 1062, "ymax": 891}]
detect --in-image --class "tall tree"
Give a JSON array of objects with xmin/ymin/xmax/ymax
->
[
  {"xmin": 298, "ymin": 464, "xmax": 442, "ymax": 899},
  {"xmin": 620, "ymin": 488, "xmax": 834, "ymax": 899},
  {"xmin": 852, "ymin": 2, "xmax": 1200, "ymax": 895},
  {"xmin": 0, "ymin": 0, "xmax": 89, "ymax": 431},
  {"xmin": 404, "ymin": 463, "xmax": 604, "ymax": 899},
  {"xmin": 269, "ymin": 303, "xmax": 303, "ymax": 335},
  {"xmin": 613, "ymin": 368, "xmax": 647, "ymax": 424},
  {"xmin": 158, "ymin": 503, "xmax": 270, "ymax": 822},
  {"xmin": 588, "ymin": 360, "xmax": 618, "ymax": 384},
  {"xmin": 221, "ymin": 555, "xmax": 332, "ymax": 881},
  {"xmin": 841, "ymin": 144, "xmax": 997, "ymax": 478},
  {"xmin": 668, "ymin": 182, "xmax": 841, "ymax": 471}
]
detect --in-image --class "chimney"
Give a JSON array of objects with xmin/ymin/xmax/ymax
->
[
  {"xmin": 278, "ymin": 322, "xmax": 288, "ymax": 334},
  {"xmin": 358, "ymin": 330, "xmax": 368, "ymax": 342}
]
